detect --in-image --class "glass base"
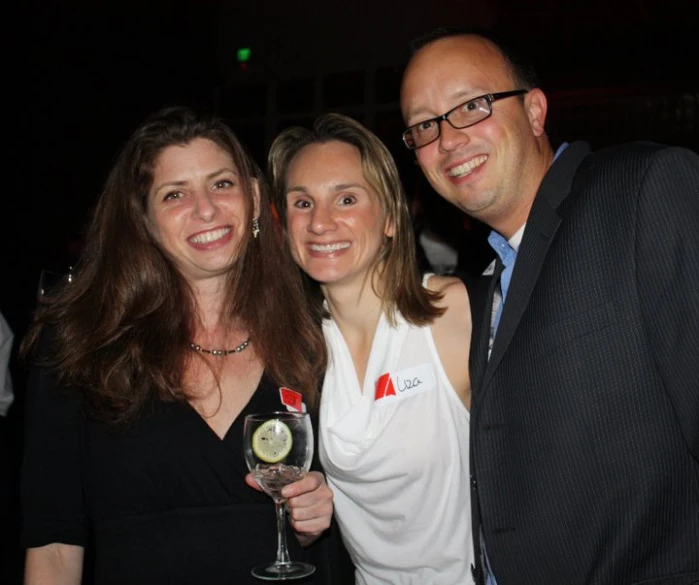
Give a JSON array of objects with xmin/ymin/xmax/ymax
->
[{"xmin": 251, "ymin": 561, "xmax": 315, "ymax": 581}]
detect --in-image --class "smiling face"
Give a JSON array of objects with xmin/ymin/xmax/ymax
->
[
  {"xmin": 147, "ymin": 137, "xmax": 258, "ymax": 285},
  {"xmin": 401, "ymin": 35, "xmax": 551, "ymax": 238},
  {"xmin": 284, "ymin": 140, "xmax": 393, "ymax": 291}
]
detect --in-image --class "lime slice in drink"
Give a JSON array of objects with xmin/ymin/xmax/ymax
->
[{"xmin": 252, "ymin": 419, "xmax": 293, "ymax": 463}]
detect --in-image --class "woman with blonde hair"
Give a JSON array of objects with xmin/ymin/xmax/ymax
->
[{"xmin": 269, "ymin": 113, "xmax": 475, "ymax": 584}]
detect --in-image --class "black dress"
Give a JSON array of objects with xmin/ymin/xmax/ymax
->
[{"xmin": 21, "ymin": 360, "xmax": 351, "ymax": 585}]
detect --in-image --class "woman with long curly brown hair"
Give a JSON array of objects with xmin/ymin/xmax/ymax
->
[{"xmin": 20, "ymin": 106, "xmax": 340, "ymax": 585}]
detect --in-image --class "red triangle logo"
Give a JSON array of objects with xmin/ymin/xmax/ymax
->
[{"xmin": 375, "ymin": 373, "xmax": 396, "ymax": 400}]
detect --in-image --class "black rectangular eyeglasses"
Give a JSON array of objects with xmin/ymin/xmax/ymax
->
[{"xmin": 402, "ymin": 89, "xmax": 528, "ymax": 150}]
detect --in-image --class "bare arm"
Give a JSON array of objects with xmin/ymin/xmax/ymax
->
[
  {"xmin": 427, "ymin": 275, "xmax": 473, "ymax": 409},
  {"xmin": 25, "ymin": 544, "xmax": 84, "ymax": 585}
]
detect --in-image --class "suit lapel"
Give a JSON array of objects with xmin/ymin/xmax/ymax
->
[{"xmin": 479, "ymin": 142, "xmax": 592, "ymax": 393}]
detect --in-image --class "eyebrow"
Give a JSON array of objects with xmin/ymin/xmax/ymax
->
[
  {"xmin": 334, "ymin": 183, "xmax": 368, "ymax": 192},
  {"xmin": 286, "ymin": 185, "xmax": 308, "ymax": 195},
  {"xmin": 153, "ymin": 168, "xmax": 239, "ymax": 193},
  {"xmin": 286, "ymin": 182, "xmax": 369, "ymax": 196}
]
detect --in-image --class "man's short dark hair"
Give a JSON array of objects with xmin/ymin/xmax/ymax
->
[{"xmin": 408, "ymin": 26, "xmax": 541, "ymax": 90}]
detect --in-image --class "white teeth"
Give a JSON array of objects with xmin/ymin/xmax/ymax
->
[
  {"xmin": 310, "ymin": 242, "xmax": 350, "ymax": 252},
  {"xmin": 448, "ymin": 155, "xmax": 488, "ymax": 178},
  {"xmin": 189, "ymin": 227, "xmax": 231, "ymax": 244}
]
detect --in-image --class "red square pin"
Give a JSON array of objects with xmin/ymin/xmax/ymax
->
[{"xmin": 279, "ymin": 387, "xmax": 305, "ymax": 412}]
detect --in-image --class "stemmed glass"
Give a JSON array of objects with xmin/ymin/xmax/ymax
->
[
  {"xmin": 243, "ymin": 412, "xmax": 315, "ymax": 581},
  {"xmin": 36, "ymin": 267, "xmax": 73, "ymax": 298}
]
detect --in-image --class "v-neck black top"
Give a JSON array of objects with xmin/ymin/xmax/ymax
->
[{"xmin": 21, "ymin": 360, "xmax": 349, "ymax": 585}]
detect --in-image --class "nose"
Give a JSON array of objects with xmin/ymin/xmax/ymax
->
[
  {"xmin": 438, "ymin": 118, "xmax": 471, "ymax": 152},
  {"xmin": 308, "ymin": 202, "xmax": 337, "ymax": 234},
  {"xmin": 193, "ymin": 190, "xmax": 218, "ymax": 221}
]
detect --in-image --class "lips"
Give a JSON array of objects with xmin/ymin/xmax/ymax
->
[
  {"xmin": 188, "ymin": 226, "xmax": 231, "ymax": 245},
  {"xmin": 309, "ymin": 242, "xmax": 350, "ymax": 253},
  {"xmin": 446, "ymin": 154, "xmax": 488, "ymax": 178}
]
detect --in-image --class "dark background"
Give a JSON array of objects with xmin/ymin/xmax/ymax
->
[{"xmin": 3, "ymin": 0, "xmax": 699, "ymax": 581}]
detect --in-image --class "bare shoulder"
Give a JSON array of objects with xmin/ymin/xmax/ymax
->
[{"xmin": 424, "ymin": 274, "xmax": 471, "ymax": 316}]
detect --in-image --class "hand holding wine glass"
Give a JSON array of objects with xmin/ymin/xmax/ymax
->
[{"xmin": 244, "ymin": 412, "xmax": 315, "ymax": 581}]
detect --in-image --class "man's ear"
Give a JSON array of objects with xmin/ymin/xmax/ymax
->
[{"xmin": 525, "ymin": 88, "xmax": 548, "ymax": 137}]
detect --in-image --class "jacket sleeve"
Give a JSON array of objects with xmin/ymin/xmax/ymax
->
[{"xmin": 635, "ymin": 145, "xmax": 699, "ymax": 461}]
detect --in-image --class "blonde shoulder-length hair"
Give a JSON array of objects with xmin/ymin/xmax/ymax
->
[{"xmin": 268, "ymin": 112, "xmax": 444, "ymax": 326}]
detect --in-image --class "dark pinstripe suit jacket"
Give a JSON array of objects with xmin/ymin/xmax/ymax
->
[{"xmin": 469, "ymin": 141, "xmax": 699, "ymax": 585}]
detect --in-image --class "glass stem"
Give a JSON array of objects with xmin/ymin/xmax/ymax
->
[{"xmin": 274, "ymin": 499, "xmax": 292, "ymax": 566}]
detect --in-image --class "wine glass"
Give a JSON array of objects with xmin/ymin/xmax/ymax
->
[
  {"xmin": 243, "ymin": 412, "xmax": 315, "ymax": 581},
  {"xmin": 36, "ymin": 267, "xmax": 73, "ymax": 299}
]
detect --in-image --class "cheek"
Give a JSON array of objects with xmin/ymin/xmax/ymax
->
[
  {"xmin": 219, "ymin": 198, "xmax": 247, "ymax": 222},
  {"xmin": 146, "ymin": 212, "xmax": 165, "ymax": 245},
  {"xmin": 479, "ymin": 119, "xmax": 508, "ymax": 147},
  {"xmin": 155, "ymin": 219, "xmax": 180, "ymax": 246},
  {"xmin": 285, "ymin": 218, "xmax": 305, "ymax": 255},
  {"xmin": 288, "ymin": 238, "xmax": 306, "ymax": 269},
  {"xmin": 358, "ymin": 214, "xmax": 386, "ymax": 245},
  {"xmin": 415, "ymin": 150, "xmax": 431, "ymax": 168},
  {"xmin": 416, "ymin": 149, "xmax": 442, "ymax": 178}
]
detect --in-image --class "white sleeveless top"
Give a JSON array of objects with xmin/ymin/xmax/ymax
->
[{"xmin": 319, "ymin": 276, "xmax": 474, "ymax": 584}]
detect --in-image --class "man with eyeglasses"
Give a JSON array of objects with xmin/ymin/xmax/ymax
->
[{"xmin": 401, "ymin": 28, "xmax": 699, "ymax": 585}]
